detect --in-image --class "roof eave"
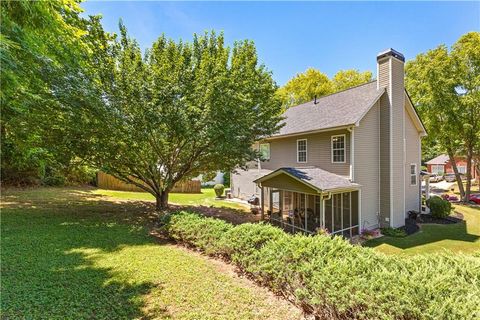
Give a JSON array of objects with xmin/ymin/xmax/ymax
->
[{"xmin": 265, "ymin": 125, "xmax": 354, "ymax": 141}]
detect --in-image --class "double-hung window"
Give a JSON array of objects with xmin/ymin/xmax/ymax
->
[
  {"xmin": 457, "ymin": 165, "xmax": 467, "ymax": 174},
  {"xmin": 410, "ymin": 164, "xmax": 417, "ymax": 186},
  {"xmin": 259, "ymin": 143, "xmax": 270, "ymax": 160},
  {"xmin": 297, "ymin": 139, "xmax": 307, "ymax": 163},
  {"xmin": 331, "ymin": 135, "xmax": 346, "ymax": 163}
]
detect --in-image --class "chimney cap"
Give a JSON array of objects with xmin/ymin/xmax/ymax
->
[{"xmin": 377, "ymin": 48, "xmax": 405, "ymax": 62}]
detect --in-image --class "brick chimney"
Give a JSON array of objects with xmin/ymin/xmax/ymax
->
[{"xmin": 377, "ymin": 48, "xmax": 406, "ymax": 228}]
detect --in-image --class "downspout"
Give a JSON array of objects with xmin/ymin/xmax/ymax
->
[
  {"xmin": 347, "ymin": 126, "xmax": 355, "ymax": 181},
  {"xmin": 321, "ymin": 192, "xmax": 332, "ymax": 230}
]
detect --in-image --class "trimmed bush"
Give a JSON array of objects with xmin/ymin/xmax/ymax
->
[
  {"xmin": 163, "ymin": 212, "xmax": 232, "ymax": 255},
  {"xmin": 163, "ymin": 211, "xmax": 480, "ymax": 319},
  {"xmin": 213, "ymin": 184, "xmax": 225, "ymax": 198},
  {"xmin": 380, "ymin": 227, "xmax": 407, "ymax": 238},
  {"xmin": 426, "ymin": 196, "xmax": 453, "ymax": 218}
]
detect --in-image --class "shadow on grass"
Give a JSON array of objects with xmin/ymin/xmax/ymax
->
[{"xmin": 1, "ymin": 187, "xmax": 169, "ymax": 319}]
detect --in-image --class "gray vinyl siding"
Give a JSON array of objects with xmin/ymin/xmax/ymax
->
[
  {"xmin": 391, "ymin": 58, "xmax": 406, "ymax": 228},
  {"xmin": 379, "ymin": 93, "xmax": 391, "ymax": 227},
  {"xmin": 405, "ymin": 104, "xmax": 421, "ymax": 213},
  {"xmin": 354, "ymin": 100, "xmax": 380, "ymax": 229},
  {"xmin": 262, "ymin": 129, "xmax": 350, "ymax": 176},
  {"xmin": 231, "ymin": 168, "xmax": 272, "ymax": 200}
]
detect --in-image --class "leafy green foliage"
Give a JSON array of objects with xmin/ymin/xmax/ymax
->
[
  {"xmin": 277, "ymin": 68, "xmax": 372, "ymax": 107},
  {"xmin": 164, "ymin": 211, "xmax": 480, "ymax": 319},
  {"xmin": 331, "ymin": 69, "xmax": 373, "ymax": 91},
  {"xmin": 426, "ymin": 196, "xmax": 453, "ymax": 218},
  {"xmin": 213, "ymin": 184, "xmax": 225, "ymax": 197},
  {"xmin": 406, "ymin": 32, "xmax": 480, "ymax": 200},
  {"xmin": 79, "ymin": 28, "xmax": 283, "ymax": 209},
  {"xmin": 380, "ymin": 227, "xmax": 407, "ymax": 238},
  {"xmin": 0, "ymin": 1, "xmax": 106, "ymax": 185}
]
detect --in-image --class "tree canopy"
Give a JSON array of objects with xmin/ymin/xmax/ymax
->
[
  {"xmin": 406, "ymin": 31, "xmax": 480, "ymax": 200},
  {"xmin": 1, "ymin": 0, "xmax": 99, "ymax": 184},
  {"xmin": 76, "ymin": 27, "xmax": 283, "ymax": 208},
  {"xmin": 1, "ymin": 2, "xmax": 283, "ymax": 204},
  {"xmin": 277, "ymin": 68, "xmax": 372, "ymax": 107}
]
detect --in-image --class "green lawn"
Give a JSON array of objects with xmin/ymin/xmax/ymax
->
[
  {"xmin": 366, "ymin": 205, "xmax": 480, "ymax": 255},
  {"xmin": 1, "ymin": 187, "xmax": 299, "ymax": 319},
  {"xmin": 92, "ymin": 188, "xmax": 249, "ymax": 211}
]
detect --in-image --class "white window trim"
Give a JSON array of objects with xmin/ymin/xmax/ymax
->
[
  {"xmin": 431, "ymin": 164, "xmax": 444, "ymax": 174},
  {"xmin": 410, "ymin": 163, "xmax": 417, "ymax": 186},
  {"xmin": 331, "ymin": 134, "xmax": 346, "ymax": 164},
  {"xmin": 457, "ymin": 165, "xmax": 467, "ymax": 174},
  {"xmin": 297, "ymin": 139, "xmax": 307, "ymax": 163},
  {"xmin": 259, "ymin": 143, "xmax": 270, "ymax": 160}
]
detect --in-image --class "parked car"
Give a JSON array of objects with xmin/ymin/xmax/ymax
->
[
  {"xmin": 429, "ymin": 173, "xmax": 443, "ymax": 183},
  {"xmin": 444, "ymin": 173, "xmax": 466, "ymax": 182},
  {"xmin": 469, "ymin": 194, "xmax": 480, "ymax": 205},
  {"xmin": 441, "ymin": 194, "xmax": 459, "ymax": 202}
]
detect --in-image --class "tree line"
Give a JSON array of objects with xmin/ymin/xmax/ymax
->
[
  {"xmin": 1, "ymin": 1, "xmax": 282, "ymax": 209},
  {"xmin": 1, "ymin": 1, "xmax": 478, "ymax": 205}
]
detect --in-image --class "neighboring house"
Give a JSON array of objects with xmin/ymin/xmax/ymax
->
[
  {"xmin": 195, "ymin": 172, "xmax": 225, "ymax": 186},
  {"xmin": 426, "ymin": 154, "xmax": 478, "ymax": 179},
  {"xmin": 231, "ymin": 49, "xmax": 427, "ymax": 237}
]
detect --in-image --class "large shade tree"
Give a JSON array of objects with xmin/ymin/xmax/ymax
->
[
  {"xmin": 406, "ymin": 32, "xmax": 480, "ymax": 201},
  {"xmin": 79, "ymin": 26, "xmax": 283, "ymax": 209}
]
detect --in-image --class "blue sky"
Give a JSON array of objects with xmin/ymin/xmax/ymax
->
[{"xmin": 81, "ymin": 1, "xmax": 480, "ymax": 85}]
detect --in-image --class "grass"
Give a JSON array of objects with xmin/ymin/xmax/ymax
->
[
  {"xmin": 1, "ymin": 187, "xmax": 300, "ymax": 319},
  {"xmin": 366, "ymin": 205, "xmax": 480, "ymax": 255},
  {"xmin": 92, "ymin": 188, "xmax": 249, "ymax": 211}
]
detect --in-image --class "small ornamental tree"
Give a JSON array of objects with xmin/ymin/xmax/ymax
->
[{"xmin": 80, "ymin": 26, "xmax": 283, "ymax": 209}]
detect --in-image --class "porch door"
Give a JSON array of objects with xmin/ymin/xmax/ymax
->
[{"xmin": 270, "ymin": 190, "xmax": 282, "ymax": 220}]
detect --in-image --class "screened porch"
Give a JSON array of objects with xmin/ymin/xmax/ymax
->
[
  {"xmin": 254, "ymin": 167, "xmax": 361, "ymax": 238},
  {"xmin": 262, "ymin": 188, "xmax": 359, "ymax": 237}
]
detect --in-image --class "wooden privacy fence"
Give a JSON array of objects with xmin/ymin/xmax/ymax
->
[{"xmin": 96, "ymin": 172, "xmax": 201, "ymax": 193}]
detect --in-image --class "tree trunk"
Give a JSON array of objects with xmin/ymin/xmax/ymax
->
[
  {"xmin": 464, "ymin": 149, "xmax": 473, "ymax": 203},
  {"xmin": 447, "ymin": 149, "xmax": 465, "ymax": 198},
  {"xmin": 155, "ymin": 191, "xmax": 169, "ymax": 210}
]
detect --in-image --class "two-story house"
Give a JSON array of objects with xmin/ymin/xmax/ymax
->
[{"xmin": 231, "ymin": 49, "xmax": 427, "ymax": 237}]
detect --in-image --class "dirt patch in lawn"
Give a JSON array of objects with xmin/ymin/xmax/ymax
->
[{"xmin": 170, "ymin": 204, "xmax": 261, "ymax": 225}]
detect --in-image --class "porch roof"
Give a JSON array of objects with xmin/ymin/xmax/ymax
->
[{"xmin": 254, "ymin": 167, "xmax": 360, "ymax": 193}]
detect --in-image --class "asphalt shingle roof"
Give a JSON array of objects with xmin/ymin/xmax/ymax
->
[
  {"xmin": 425, "ymin": 154, "xmax": 449, "ymax": 165},
  {"xmin": 273, "ymin": 81, "xmax": 384, "ymax": 137},
  {"xmin": 255, "ymin": 167, "xmax": 360, "ymax": 192}
]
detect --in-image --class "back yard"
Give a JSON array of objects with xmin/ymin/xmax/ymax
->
[
  {"xmin": 365, "ymin": 204, "xmax": 480, "ymax": 254},
  {"xmin": 0, "ymin": 187, "xmax": 300, "ymax": 319}
]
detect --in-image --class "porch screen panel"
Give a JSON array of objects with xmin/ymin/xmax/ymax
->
[
  {"xmin": 263, "ymin": 187, "xmax": 270, "ymax": 214},
  {"xmin": 325, "ymin": 197, "xmax": 333, "ymax": 232},
  {"xmin": 351, "ymin": 191, "xmax": 359, "ymax": 236},
  {"xmin": 307, "ymin": 194, "xmax": 319, "ymax": 233},
  {"xmin": 342, "ymin": 193, "xmax": 351, "ymax": 238},
  {"xmin": 333, "ymin": 194, "xmax": 342, "ymax": 232}
]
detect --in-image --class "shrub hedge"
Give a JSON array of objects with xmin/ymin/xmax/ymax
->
[
  {"xmin": 426, "ymin": 196, "xmax": 453, "ymax": 218},
  {"xmin": 162, "ymin": 211, "xmax": 480, "ymax": 319}
]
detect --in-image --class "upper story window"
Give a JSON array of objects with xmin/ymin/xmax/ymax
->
[
  {"xmin": 259, "ymin": 143, "xmax": 270, "ymax": 160},
  {"xmin": 331, "ymin": 134, "xmax": 346, "ymax": 163},
  {"xmin": 410, "ymin": 164, "xmax": 417, "ymax": 186},
  {"xmin": 297, "ymin": 139, "xmax": 307, "ymax": 163}
]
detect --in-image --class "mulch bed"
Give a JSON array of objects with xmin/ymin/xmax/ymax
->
[
  {"xmin": 418, "ymin": 212, "xmax": 464, "ymax": 225},
  {"xmin": 402, "ymin": 218, "xmax": 420, "ymax": 235}
]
